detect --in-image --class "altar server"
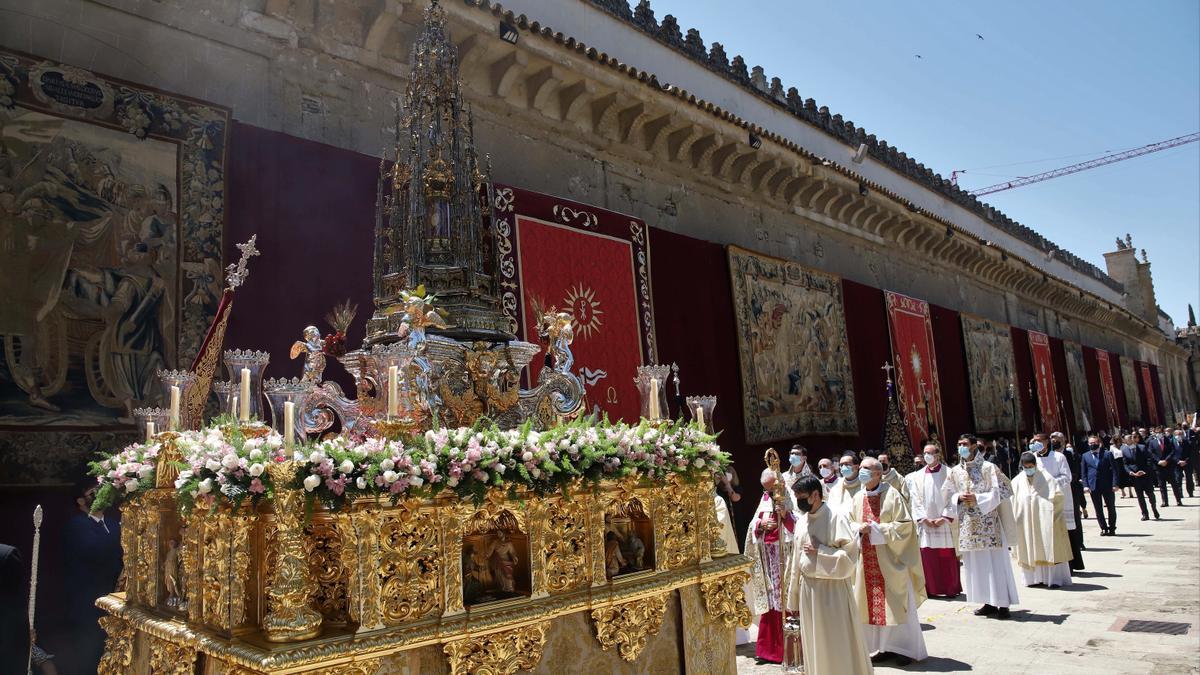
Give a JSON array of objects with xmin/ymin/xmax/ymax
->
[
  {"xmin": 828, "ymin": 452, "xmax": 864, "ymax": 514},
  {"xmin": 907, "ymin": 443, "xmax": 961, "ymax": 598},
  {"xmin": 941, "ymin": 434, "xmax": 1019, "ymax": 619},
  {"xmin": 1033, "ymin": 434, "xmax": 1084, "ymax": 571},
  {"xmin": 785, "ymin": 475, "xmax": 873, "ymax": 675},
  {"xmin": 1010, "ymin": 452, "xmax": 1073, "ymax": 587},
  {"xmin": 744, "ymin": 469, "xmax": 795, "ymax": 663},
  {"xmin": 849, "ymin": 458, "xmax": 928, "ymax": 665}
]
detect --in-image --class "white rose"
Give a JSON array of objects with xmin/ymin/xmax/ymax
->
[
  {"xmin": 356, "ymin": 476, "xmax": 367, "ymax": 490},
  {"xmin": 221, "ymin": 453, "xmax": 239, "ymax": 470},
  {"xmin": 309, "ymin": 450, "xmax": 323, "ymax": 464},
  {"xmin": 408, "ymin": 465, "xmax": 420, "ymax": 476},
  {"xmin": 205, "ymin": 459, "xmax": 221, "ymax": 472},
  {"xmin": 177, "ymin": 470, "xmax": 193, "ymax": 482},
  {"xmin": 248, "ymin": 448, "xmax": 263, "ymax": 460},
  {"xmin": 198, "ymin": 478, "xmax": 213, "ymax": 494},
  {"xmin": 303, "ymin": 474, "xmax": 321, "ymax": 492},
  {"xmin": 530, "ymin": 467, "xmax": 541, "ymax": 479},
  {"xmin": 693, "ymin": 458, "xmax": 705, "ymax": 468},
  {"xmin": 339, "ymin": 459, "xmax": 355, "ymax": 474},
  {"xmin": 137, "ymin": 465, "xmax": 154, "ymax": 479},
  {"xmin": 380, "ymin": 458, "xmax": 395, "ymax": 472},
  {"xmin": 124, "ymin": 478, "xmax": 139, "ymax": 493},
  {"xmin": 248, "ymin": 463, "xmax": 264, "ymax": 477},
  {"xmin": 521, "ymin": 451, "xmax": 533, "ymax": 462},
  {"xmin": 382, "ymin": 470, "xmax": 399, "ymax": 483},
  {"xmin": 411, "ymin": 476, "xmax": 424, "ymax": 487}
]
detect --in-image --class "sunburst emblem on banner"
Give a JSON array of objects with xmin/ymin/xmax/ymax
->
[
  {"xmin": 563, "ymin": 283, "xmax": 603, "ymax": 340},
  {"xmin": 909, "ymin": 345, "xmax": 923, "ymax": 379}
]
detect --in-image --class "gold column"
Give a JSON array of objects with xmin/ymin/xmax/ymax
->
[
  {"xmin": 199, "ymin": 509, "xmax": 257, "ymax": 634},
  {"xmin": 262, "ymin": 461, "xmax": 323, "ymax": 642},
  {"xmin": 439, "ymin": 502, "xmax": 469, "ymax": 617},
  {"xmin": 525, "ymin": 496, "xmax": 549, "ymax": 599},
  {"xmin": 587, "ymin": 491, "xmax": 608, "ymax": 587},
  {"xmin": 337, "ymin": 506, "xmax": 385, "ymax": 632}
]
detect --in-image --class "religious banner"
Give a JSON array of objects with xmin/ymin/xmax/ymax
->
[
  {"xmin": 884, "ymin": 291, "xmax": 944, "ymax": 450},
  {"xmin": 0, "ymin": 49, "xmax": 228, "ymax": 483},
  {"xmin": 1094, "ymin": 349, "xmax": 1120, "ymax": 427},
  {"xmin": 1063, "ymin": 341, "xmax": 1094, "ymax": 432},
  {"xmin": 1026, "ymin": 331, "xmax": 1062, "ymax": 434},
  {"xmin": 727, "ymin": 246, "xmax": 857, "ymax": 443},
  {"xmin": 960, "ymin": 315, "xmax": 1019, "ymax": 434},
  {"xmin": 492, "ymin": 185, "xmax": 656, "ymax": 423},
  {"xmin": 1139, "ymin": 362, "xmax": 1159, "ymax": 425},
  {"xmin": 1119, "ymin": 356, "xmax": 1142, "ymax": 423}
]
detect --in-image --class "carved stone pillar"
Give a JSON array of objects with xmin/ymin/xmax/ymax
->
[{"xmin": 262, "ymin": 461, "xmax": 323, "ymax": 642}]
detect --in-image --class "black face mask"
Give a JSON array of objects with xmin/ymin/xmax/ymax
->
[
  {"xmin": 1089, "ymin": 443, "xmax": 1100, "ymax": 451},
  {"xmin": 796, "ymin": 496, "xmax": 813, "ymax": 513}
]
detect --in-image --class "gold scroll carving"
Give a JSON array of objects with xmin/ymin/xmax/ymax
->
[
  {"xmin": 379, "ymin": 504, "xmax": 442, "ymax": 624},
  {"xmin": 590, "ymin": 592, "xmax": 669, "ymax": 662},
  {"xmin": 542, "ymin": 495, "xmax": 589, "ymax": 594},
  {"xmin": 148, "ymin": 633, "xmax": 197, "ymax": 675},
  {"xmin": 336, "ymin": 507, "xmax": 385, "ymax": 631},
  {"xmin": 443, "ymin": 621, "xmax": 550, "ymax": 675},
  {"xmin": 306, "ymin": 518, "xmax": 350, "ymax": 624},
  {"xmin": 701, "ymin": 572, "xmax": 752, "ymax": 627},
  {"xmin": 96, "ymin": 615, "xmax": 136, "ymax": 675},
  {"xmin": 654, "ymin": 479, "xmax": 698, "ymax": 570},
  {"xmin": 200, "ymin": 510, "xmax": 257, "ymax": 632},
  {"xmin": 262, "ymin": 462, "xmax": 323, "ymax": 642},
  {"xmin": 302, "ymin": 657, "xmax": 383, "ymax": 675}
]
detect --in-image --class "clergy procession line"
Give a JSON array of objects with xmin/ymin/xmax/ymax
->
[{"xmin": 735, "ymin": 424, "xmax": 1200, "ymax": 673}]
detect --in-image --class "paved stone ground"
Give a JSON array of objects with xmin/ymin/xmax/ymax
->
[{"xmin": 735, "ymin": 494, "xmax": 1200, "ymax": 674}]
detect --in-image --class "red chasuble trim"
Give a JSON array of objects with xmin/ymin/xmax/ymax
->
[{"xmin": 861, "ymin": 493, "xmax": 887, "ymax": 626}]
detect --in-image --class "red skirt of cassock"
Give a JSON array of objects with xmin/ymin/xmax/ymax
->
[
  {"xmin": 920, "ymin": 547, "xmax": 962, "ymax": 597},
  {"xmin": 756, "ymin": 609, "xmax": 784, "ymax": 663}
]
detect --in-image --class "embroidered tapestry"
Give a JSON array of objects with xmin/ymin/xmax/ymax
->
[
  {"xmin": 1095, "ymin": 349, "xmax": 1120, "ymax": 426},
  {"xmin": 1063, "ymin": 341, "xmax": 1094, "ymax": 432},
  {"xmin": 885, "ymin": 291, "xmax": 944, "ymax": 450},
  {"xmin": 727, "ymin": 246, "xmax": 857, "ymax": 443},
  {"xmin": 0, "ymin": 49, "xmax": 228, "ymax": 483},
  {"xmin": 1027, "ymin": 330, "xmax": 1062, "ymax": 434},
  {"xmin": 492, "ymin": 185, "xmax": 655, "ymax": 423},
  {"xmin": 1119, "ymin": 356, "xmax": 1142, "ymax": 423},
  {"xmin": 960, "ymin": 315, "xmax": 1019, "ymax": 433}
]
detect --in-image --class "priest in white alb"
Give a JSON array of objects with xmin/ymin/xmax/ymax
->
[
  {"xmin": 1032, "ymin": 432, "xmax": 1084, "ymax": 570},
  {"xmin": 942, "ymin": 434, "xmax": 1020, "ymax": 619},
  {"xmin": 850, "ymin": 457, "xmax": 928, "ymax": 666},
  {"xmin": 906, "ymin": 443, "xmax": 961, "ymax": 598},
  {"xmin": 744, "ymin": 469, "xmax": 795, "ymax": 663},
  {"xmin": 785, "ymin": 474, "xmax": 873, "ymax": 675},
  {"xmin": 828, "ymin": 452, "xmax": 864, "ymax": 515},
  {"xmin": 1010, "ymin": 451, "xmax": 1073, "ymax": 587}
]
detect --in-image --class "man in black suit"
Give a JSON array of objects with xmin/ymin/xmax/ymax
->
[
  {"xmin": 0, "ymin": 543, "xmax": 31, "ymax": 672},
  {"xmin": 1122, "ymin": 432, "xmax": 1160, "ymax": 521},
  {"xmin": 1171, "ymin": 428, "xmax": 1195, "ymax": 498},
  {"xmin": 62, "ymin": 480, "xmax": 124, "ymax": 674},
  {"xmin": 1081, "ymin": 433, "xmax": 1117, "ymax": 535},
  {"xmin": 1154, "ymin": 427, "xmax": 1184, "ymax": 507}
]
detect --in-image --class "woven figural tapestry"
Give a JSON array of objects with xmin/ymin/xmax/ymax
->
[
  {"xmin": 960, "ymin": 315, "xmax": 1020, "ymax": 434},
  {"xmin": 492, "ymin": 184, "xmax": 656, "ymax": 423},
  {"xmin": 885, "ymin": 291, "xmax": 945, "ymax": 450},
  {"xmin": 1119, "ymin": 356, "xmax": 1142, "ymax": 423},
  {"xmin": 727, "ymin": 246, "xmax": 857, "ymax": 443},
  {"xmin": 1063, "ymin": 341, "xmax": 1094, "ymax": 432},
  {"xmin": 0, "ymin": 49, "xmax": 228, "ymax": 483},
  {"xmin": 1027, "ymin": 330, "xmax": 1062, "ymax": 434}
]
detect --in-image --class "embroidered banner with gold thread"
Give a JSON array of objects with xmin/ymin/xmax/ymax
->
[
  {"xmin": 1027, "ymin": 330, "xmax": 1062, "ymax": 434},
  {"xmin": 1095, "ymin": 349, "xmax": 1120, "ymax": 427},
  {"xmin": 884, "ymin": 291, "xmax": 944, "ymax": 450},
  {"xmin": 492, "ymin": 185, "xmax": 656, "ymax": 423},
  {"xmin": 1139, "ymin": 361, "xmax": 1159, "ymax": 425}
]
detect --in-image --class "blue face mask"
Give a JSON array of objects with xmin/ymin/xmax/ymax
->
[
  {"xmin": 857, "ymin": 468, "xmax": 873, "ymax": 484},
  {"xmin": 790, "ymin": 455, "xmax": 804, "ymax": 467},
  {"xmin": 1023, "ymin": 467, "xmax": 1037, "ymax": 477},
  {"xmin": 957, "ymin": 444, "xmax": 971, "ymax": 458},
  {"xmin": 1029, "ymin": 441, "xmax": 1045, "ymax": 454},
  {"xmin": 840, "ymin": 465, "xmax": 855, "ymax": 479}
]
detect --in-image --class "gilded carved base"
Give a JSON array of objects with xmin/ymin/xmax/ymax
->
[
  {"xmin": 590, "ymin": 592, "xmax": 669, "ymax": 662},
  {"xmin": 701, "ymin": 571, "xmax": 752, "ymax": 628},
  {"xmin": 147, "ymin": 633, "xmax": 197, "ymax": 675},
  {"xmin": 442, "ymin": 621, "xmax": 550, "ymax": 675},
  {"xmin": 97, "ymin": 615, "xmax": 136, "ymax": 675}
]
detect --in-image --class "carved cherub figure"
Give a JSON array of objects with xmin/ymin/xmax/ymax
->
[
  {"xmin": 530, "ymin": 297, "xmax": 576, "ymax": 373},
  {"xmin": 396, "ymin": 285, "xmax": 449, "ymax": 349},
  {"xmin": 289, "ymin": 325, "xmax": 327, "ymax": 383}
]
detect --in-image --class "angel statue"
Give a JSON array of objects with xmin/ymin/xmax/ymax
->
[
  {"xmin": 396, "ymin": 285, "xmax": 449, "ymax": 349},
  {"xmin": 530, "ymin": 297, "xmax": 575, "ymax": 374},
  {"xmin": 290, "ymin": 326, "xmax": 327, "ymax": 383}
]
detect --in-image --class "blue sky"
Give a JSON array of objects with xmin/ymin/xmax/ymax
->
[{"xmin": 648, "ymin": 0, "xmax": 1200, "ymax": 328}]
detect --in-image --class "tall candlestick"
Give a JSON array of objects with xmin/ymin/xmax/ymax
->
[
  {"xmin": 145, "ymin": 421, "xmax": 156, "ymax": 442},
  {"xmin": 283, "ymin": 401, "xmax": 295, "ymax": 450},
  {"xmin": 387, "ymin": 365, "xmax": 399, "ymax": 419},
  {"xmin": 168, "ymin": 385, "xmax": 181, "ymax": 431},
  {"xmin": 695, "ymin": 406, "xmax": 705, "ymax": 430},
  {"xmin": 649, "ymin": 377, "xmax": 661, "ymax": 421},
  {"xmin": 239, "ymin": 367, "xmax": 251, "ymax": 421}
]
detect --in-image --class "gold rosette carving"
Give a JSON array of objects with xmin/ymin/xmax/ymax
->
[
  {"xmin": 701, "ymin": 572, "xmax": 752, "ymax": 627},
  {"xmin": 96, "ymin": 615, "xmax": 135, "ymax": 674},
  {"xmin": 379, "ymin": 504, "xmax": 442, "ymax": 624},
  {"xmin": 591, "ymin": 592, "xmax": 669, "ymax": 662},
  {"xmin": 148, "ymin": 634, "xmax": 197, "ymax": 675},
  {"xmin": 442, "ymin": 621, "xmax": 550, "ymax": 675},
  {"xmin": 263, "ymin": 461, "xmax": 323, "ymax": 642}
]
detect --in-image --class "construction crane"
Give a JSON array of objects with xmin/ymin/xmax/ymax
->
[{"xmin": 951, "ymin": 132, "xmax": 1199, "ymax": 197}]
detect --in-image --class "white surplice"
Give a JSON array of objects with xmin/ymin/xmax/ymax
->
[
  {"xmin": 906, "ymin": 465, "xmax": 956, "ymax": 549},
  {"xmin": 827, "ymin": 478, "xmax": 862, "ymax": 516},
  {"xmin": 1035, "ymin": 450, "xmax": 1077, "ymax": 530}
]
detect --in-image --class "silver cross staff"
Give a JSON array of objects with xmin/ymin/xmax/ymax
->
[
  {"xmin": 26, "ymin": 504, "xmax": 43, "ymax": 675},
  {"xmin": 225, "ymin": 234, "xmax": 261, "ymax": 290}
]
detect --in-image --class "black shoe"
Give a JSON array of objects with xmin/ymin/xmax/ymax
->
[
  {"xmin": 1154, "ymin": 514, "xmax": 1162, "ymax": 520},
  {"xmin": 1099, "ymin": 530, "xmax": 1109, "ymax": 536},
  {"xmin": 974, "ymin": 604, "xmax": 997, "ymax": 616},
  {"xmin": 1141, "ymin": 515, "xmax": 1149, "ymax": 521},
  {"xmin": 996, "ymin": 607, "xmax": 1011, "ymax": 619},
  {"xmin": 895, "ymin": 655, "xmax": 913, "ymax": 666},
  {"xmin": 870, "ymin": 652, "xmax": 892, "ymax": 664},
  {"xmin": 1177, "ymin": 502, "xmax": 1184, "ymax": 507}
]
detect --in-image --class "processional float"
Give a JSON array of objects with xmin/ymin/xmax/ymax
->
[{"xmin": 89, "ymin": 3, "xmax": 751, "ymax": 673}]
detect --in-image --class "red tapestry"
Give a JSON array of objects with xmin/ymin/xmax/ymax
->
[
  {"xmin": 493, "ymin": 185, "xmax": 656, "ymax": 423},
  {"xmin": 1095, "ymin": 350, "xmax": 1120, "ymax": 428},
  {"xmin": 1027, "ymin": 331, "xmax": 1062, "ymax": 434},
  {"xmin": 1139, "ymin": 362, "xmax": 1159, "ymax": 425},
  {"xmin": 885, "ymin": 291, "xmax": 944, "ymax": 450}
]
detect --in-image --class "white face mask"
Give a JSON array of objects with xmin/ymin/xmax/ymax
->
[
  {"xmin": 819, "ymin": 467, "xmax": 833, "ymax": 479},
  {"xmin": 923, "ymin": 453, "xmax": 937, "ymax": 465}
]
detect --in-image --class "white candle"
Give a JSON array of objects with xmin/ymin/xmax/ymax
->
[
  {"xmin": 283, "ymin": 401, "xmax": 295, "ymax": 450},
  {"xmin": 239, "ymin": 368, "xmax": 251, "ymax": 421},
  {"xmin": 649, "ymin": 378, "xmax": 661, "ymax": 421},
  {"xmin": 168, "ymin": 385, "xmax": 181, "ymax": 431},
  {"xmin": 696, "ymin": 406, "xmax": 705, "ymax": 430},
  {"xmin": 145, "ymin": 421, "xmax": 155, "ymax": 442},
  {"xmin": 387, "ymin": 365, "xmax": 399, "ymax": 419}
]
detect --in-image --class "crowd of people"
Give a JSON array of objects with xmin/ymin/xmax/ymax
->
[{"xmin": 735, "ymin": 422, "xmax": 1199, "ymax": 673}]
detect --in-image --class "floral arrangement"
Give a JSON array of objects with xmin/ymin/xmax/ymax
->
[
  {"xmin": 90, "ymin": 416, "xmax": 728, "ymax": 515},
  {"xmin": 88, "ymin": 441, "xmax": 162, "ymax": 513}
]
